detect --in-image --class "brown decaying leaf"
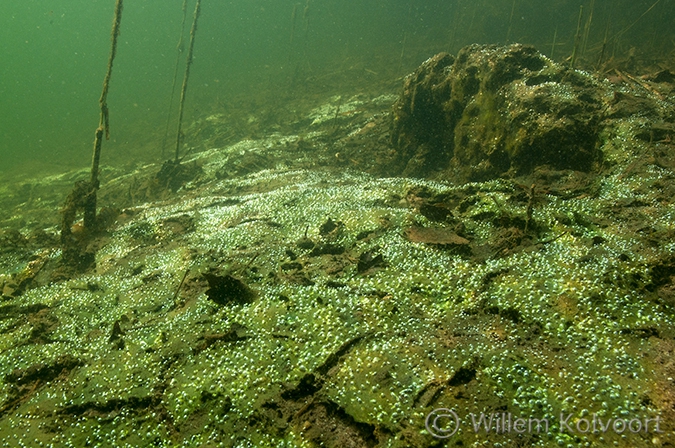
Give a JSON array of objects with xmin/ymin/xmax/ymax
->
[{"xmin": 404, "ymin": 226, "xmax": 469, "ymax": 245}]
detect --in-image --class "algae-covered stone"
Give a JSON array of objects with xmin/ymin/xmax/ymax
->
[{"xmin": 391, "ymin": 44, "xmax": 604, "ymax": 181}]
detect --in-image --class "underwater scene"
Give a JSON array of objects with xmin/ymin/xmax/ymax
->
[{"xmin": 1, "ymin": 0, "xmax": 675, "ymax": 446}]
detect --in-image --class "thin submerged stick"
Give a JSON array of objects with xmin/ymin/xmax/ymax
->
[
  {"xmin": 87, "ymin": 0, "xmax": 124, "ymax": 229},
  {"xmin": 596, "ymin": 18, "xmax": 610, "ymax": 71},
  {"xmin": 505, "ymin": 0, "xmax": 517, "ymax": 43},
  {"xmin": 398, "ymin": 32, "xmax": 407, "ymax": 74},
  {"xmin": 611, "ymin": 0, "xmax": 661, "ymax": 42},
  {"xmin": 161, "ymin": 0, "xmax": 189, "ymax": 159},
  {"xmin": 581, "ymin": 0, "xmax": 595, "ymax": 58},
  {"xmin": 60, "ymin": 0, "xmax": 124, "ymax": 272},
  {"xmin": 174, "ymin": 0, "xmax": 202, "ymax": 163},
  {"xmin": 289, "ymin": 3, "xmax": 298, "ymax": 45},
  {"xmin": 569, "ymin": 5, "xmax": 583, "ymax": 69}
]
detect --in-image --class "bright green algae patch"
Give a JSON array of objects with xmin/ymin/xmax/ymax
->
[{"xmin": 0, "ymin": 93, "xmax": 674, "ymax": 447}]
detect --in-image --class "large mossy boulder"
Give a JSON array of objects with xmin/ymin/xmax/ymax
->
[{"xmin": 391, "ymin": 44, "xmax": 604, "ymax": 181}]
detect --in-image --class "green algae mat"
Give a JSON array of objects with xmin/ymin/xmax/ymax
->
[{"xmin": 1, "ymin": 53, "xmax": 675, "ymax": 447}]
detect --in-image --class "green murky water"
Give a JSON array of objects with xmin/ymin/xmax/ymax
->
[{"xmin": 1, "ymin": 0, "xmax": 672, "ymax": 174}]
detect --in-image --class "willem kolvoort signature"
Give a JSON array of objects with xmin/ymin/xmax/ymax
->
[{"xmin": 425, "ymin": 408, "xmax": 664, "ymax": 439}]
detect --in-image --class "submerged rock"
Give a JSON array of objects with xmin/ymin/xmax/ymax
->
[{"xmin": 391, "ymin": 44, "xmax": 605, "ymax": 181}]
